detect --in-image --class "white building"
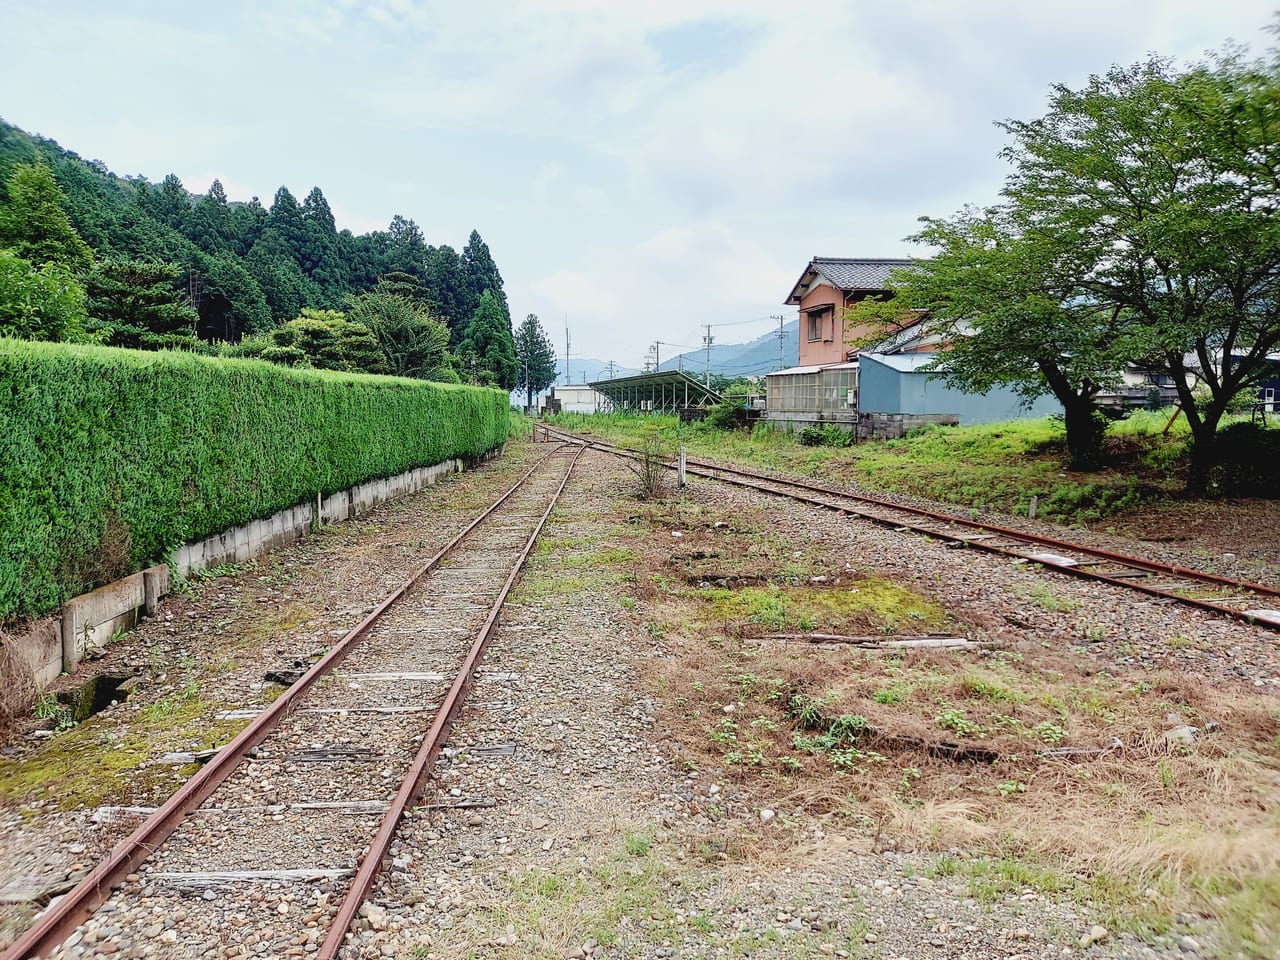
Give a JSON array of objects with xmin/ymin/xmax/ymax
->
[{"xmin": 542, "ymin": 384, "xmax": 610, "ymax": 414}]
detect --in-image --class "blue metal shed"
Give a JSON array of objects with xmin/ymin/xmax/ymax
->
[{"xmin": 858, "ymin": 353, "xmax": 1061, "ymax": 424}]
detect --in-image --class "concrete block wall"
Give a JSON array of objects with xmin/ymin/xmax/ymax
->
[
  {"xmin": 762, "ymin": 411, "xmax": 860, "ymax": 433},
  {"xmin": 857, "ymin": 412, "xmax": 959, "ymax": 440},
  {"xmin": 10, "ymin": 456, "xmax": 471, "ymax": 693},
  {"xmin": 61, "ymin": 572, "xmax": 147, "ymax": 672}
]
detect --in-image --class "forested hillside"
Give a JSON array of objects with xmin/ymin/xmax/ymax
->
[{"xmin": 0, "ymin": 119, "xmax": 517, "ymax": 387}]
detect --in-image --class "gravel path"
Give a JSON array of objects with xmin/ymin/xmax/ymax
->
[{"xmin": 4, "ymin": 439, "xmax": 1275, "ymax": 959}]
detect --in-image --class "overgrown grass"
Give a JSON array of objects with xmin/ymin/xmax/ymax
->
[{"xmin": 547, "ymin": 409, "xmax": 1276, "ymax": 525}]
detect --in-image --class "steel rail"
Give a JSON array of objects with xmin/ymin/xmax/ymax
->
[
  {"xmin": 1, "ymin": 446, "xmax": 567, "ymax": 960},
  {"xmin": 318, "ymin": 443, "xmax": 584, "ymax": 958},
  {"xmin": 547, "ymin": 428, "xmax": 1280, "ymax": 630}
]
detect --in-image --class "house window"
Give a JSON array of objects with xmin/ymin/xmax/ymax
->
[{"xmin": 806, "ymin": 306, "xmax": 834, "ymax": 342}]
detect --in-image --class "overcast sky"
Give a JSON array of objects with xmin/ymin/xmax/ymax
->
[{"xmin": 1, "ymin": 1, "xmax": 1274, "ymax": 369}]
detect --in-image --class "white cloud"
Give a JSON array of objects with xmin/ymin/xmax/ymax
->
[
  {"xmin": 3, "ymin": 0, "xmax": 1273, "ymax": 370},
  {"xmin": 529, "ymin": 218, "xmax": 792, "ymax": 361}
]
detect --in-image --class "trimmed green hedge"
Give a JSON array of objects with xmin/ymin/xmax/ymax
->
[{"xmin": 0, "ymin": 339, "xmax": 509, "ymax": 621}]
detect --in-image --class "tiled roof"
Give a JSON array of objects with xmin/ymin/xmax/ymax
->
[
  {"xmin": 812, "ymin": 257, "xmax": 915, "ymax": 290},
  {"xmin": 785, "ymin": 257, "xmax": 919, "ymax": 304}
]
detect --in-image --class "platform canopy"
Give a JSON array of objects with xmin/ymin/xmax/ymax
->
[{"xmin": 588, "ymin": 370, "xmax": 723, "ymax": 413}]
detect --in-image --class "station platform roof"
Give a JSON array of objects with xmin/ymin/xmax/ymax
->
[{"xmin": 588, "ymin": 370, "xmax": 723, "ymax": 412}]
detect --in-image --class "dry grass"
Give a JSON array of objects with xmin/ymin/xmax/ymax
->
[
  {"xmin": 612, "ymin": 482, "xmax": 1280, "ymax": 955},
  {"xmin": 0, "ymin": 632, "xmax": 37, "ymax": 733}
]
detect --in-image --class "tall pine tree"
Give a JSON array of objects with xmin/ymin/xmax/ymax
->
[
  {"xmin": 514, "ymin": 313, "xmax": 557, "ymax": 411},
  {"xmin": 0, "ymin": 162, "xmax": 94, "ymax": 272},
  {"xmin": 457, "ymin": 288, "xmax": 517, "ymax": 389}
]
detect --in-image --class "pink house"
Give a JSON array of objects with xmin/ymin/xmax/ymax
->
[{"xmin": 785, "ymin": 257, "xmax": 914, "ymax": 365}]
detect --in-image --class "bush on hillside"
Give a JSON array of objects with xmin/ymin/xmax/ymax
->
[{"xmin": 0, "ymin": 339, "xmax": 509, "ymax": 621}]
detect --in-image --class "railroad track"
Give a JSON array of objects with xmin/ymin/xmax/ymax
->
[
  {"xmin": 5, "ymin": 443, "xmax": 583, "ymax": 960},
  {"xmin": 544, "ymin": 427, "xmax": 1280, "ymax": 631}
]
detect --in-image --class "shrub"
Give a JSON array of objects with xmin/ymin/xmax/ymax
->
[
  {"xmin": 1211, "ymin": 422, "xmax": 1280, "ymax": 497},
  {"xmin": 704, "ymin": 398, "xmax": 749, "ymax": 430},
  {"xmin": 797, "ymin": 424, "xmax": 854, "ymax": 448},
  {"xmin": 0, "ymin": 339, "xmax": 509, "ymax": 621},
  {"xmin": 0, "ymin": 251, "xmax": 93, "ymax": 344}
]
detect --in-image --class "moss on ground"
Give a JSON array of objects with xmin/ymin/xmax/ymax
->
[
  {"xmin": 0, "ymin": 694, "xmax": 247, "ymax": 811},
  {"xmin": 699, "ymin": 580, "xmax": 945, "ymax": 634}
]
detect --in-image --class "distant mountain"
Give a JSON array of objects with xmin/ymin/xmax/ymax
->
[{"xmin": 660, "ymin": 320, "xmax": 799, "ymax": 378}]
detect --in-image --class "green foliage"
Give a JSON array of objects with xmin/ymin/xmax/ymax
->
[
  {"xmin": 85, "ymin": 258, "xmax": 199, "ymax": 349},
  {"xmin": 346, "ymin": 291, "xmax": 451, "ymax": 380},
  {"xmin": 255, "ymin": 308, "xmax": 387, "ymax": 374},
  {"xmin": 1209, "ymin": 422, "xmax": 1280, "ymax": 497},
  {"xmin": 0, "ymin": 339, "xmax": 509, "ymax": 621},
  {"xmin": 864, "ymin": 53, "xmax": 1280, "ymax": 483},
  {"xmin": 457, "ymin": 288, "xmax": 517, "ymax": 389},
  {"xmin": 0, "ymin": 119, "xmax": 515, "ymax": 360},
  {"xmin": 1005, "ymin": 57, "xmax": 1280, "ymax": 492},
  {"xmin": 704, "ymin": 397, "xmax": 750, "ymax": 430},
  {"xmin": 0, "ymin": 251, "xmax": 93, "ymax": 342},
  {"xmin": 796, "ymin": 424, "xmax": 854, "ymax": 448},
  {"xmin": 513, "ymin": 313, "xmax": 557, "ymax": 410},
  {"xmin": 196, "ymin": 252, "xmax": 272, "ymax": 340},
  {"xmin": 0, "ymin": 162, "xmax": 94, "ymax": 272},
  {"xmin": 935, "ymin": 709, "xmax": 983, "ymax": 738}
]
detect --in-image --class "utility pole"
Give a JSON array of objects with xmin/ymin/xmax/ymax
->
[
  {"xmin": 702, "ymin": 324, "xmax": 714, "ymax": 388},
  {"xmin": 606, "ymin": 360, "xmax": 616, "ymax": 379},
  {"xmin": 771, "ymin": 314, "xmax": 787, "ymax": 371},
  {"xmin": 653, "ymin": 341, "xmax": 661, "ymax": 372},
  {"xmin": 564, "ymin": 320, "xmax": 571, "ymax": 385}
]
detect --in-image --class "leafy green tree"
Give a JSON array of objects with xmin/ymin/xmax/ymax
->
[
  {"xmin": 300, "ymin": 186, "xmax": 349, "ymax": 299},
  {"xmin": 375, "ymin": 270, "xmax": 431, "ymax": 304},
  {"xmin": 861, "ymin": 55, "xmax": 1280, "ymax": 488},
  {"xmin": 999, "ymin": 56, "xmax": 1280, "ymax": 492},
  {"xmin": 0, "ymin": 119, "xmax": 520, "ymax": 364},
  {"xmin": 387, "ymin": 215, "xmax": 427, "ymax": 276},
  {"xmin": 138, "ymin": 173, "xmax": 191, "ymax": 232},
  {"xmin": 186, "ymin": 179, "xmax": 234, "ymax": 254},
  {"xmin": 0, "ymin": 250, "xmax": 93, "ymax": 342},
  {"xmin": 194, "ymin": 253, "xmax": 271, "ymax": 341},
  {"xmin": 265, "ymin": 186, "xmax": 306, "ymax": 265},
  {"xmin": 256, "ymin": 308, "xmax": 386, "ymax": 373},
  {"xmin": 513, "ymin": 313, "xmax": 557, "ymax": 410},
  {"xmin": 85, "ymin": 258, "xmax": 199, "ymax": 349},
  {"xmin": 849, "ymin": 206, "xmax": 1128, "ymax": 469},
  {"xmin": 0, "ymin": 162, "xmax": 94, "ymax": 272},
  {"xmin": 228, "ymin": 195, "xmax": 267, "ymax": 256},
  {"xmin": 457, "ymin": 289, "xmax": 517, "ymax": 388},
  {"xmin": 245, "ymin": 237, "xmax": 316, "ymax": 324},
  {"xmin": 346, "ymin": 291, "xmax": 452, "ymax": 380},
  {"xmin": 461, "ymin": 229, "xmax": 508, "ymax": 318},
  {"xmin": 422, "ymin": 243, "xmax": 469, "ymax": 335}
]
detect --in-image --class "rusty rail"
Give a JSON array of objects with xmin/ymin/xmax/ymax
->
[
  {"xmin": 547, "ymin": 428, "xmax": 1280, "ymax": 630},
  {"xmin": 318, "ymin": 443, "xmax": 583, "ymax": 957},
  {"xmin": 2, "ymin": 445, "xmax": 574, "ymax": 960}
]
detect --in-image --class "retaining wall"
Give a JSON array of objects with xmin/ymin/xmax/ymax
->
[
  {"xmin": 2, "ymin": 455, "xmax": 470, "ymax": 700},
  {"xmin": 856, "ymin": 412, "xmax": 959, "ymax": 440}
]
